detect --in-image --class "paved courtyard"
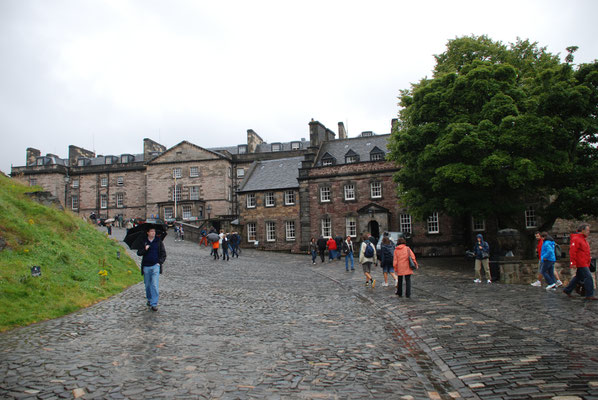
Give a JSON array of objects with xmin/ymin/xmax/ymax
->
[{"xmin": 1, "ymin": 228, "xmax": 598, "ymax": 399}]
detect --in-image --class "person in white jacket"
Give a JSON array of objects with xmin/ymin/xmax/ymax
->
[{"xmin": 359, "ymin": 232, "xmax": 377, "ymax": 288}]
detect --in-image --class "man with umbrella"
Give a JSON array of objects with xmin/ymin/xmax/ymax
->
[{"xmin": 124, "ymin": 224, "xmax": 167, "ymax": 311}]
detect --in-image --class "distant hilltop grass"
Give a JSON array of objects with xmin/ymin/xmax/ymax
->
[{"xmin": 0, "ymin": 174, "xmax": 141, "ymax": 332}]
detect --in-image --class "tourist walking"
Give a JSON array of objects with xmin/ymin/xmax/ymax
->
[
  {"xmin": 317, "ymin": 236, "xmax": 327, "ymax": 263},
  {"xmin": 334, "ymin": 234, "xmax": 343, "ymax": 260},
  {"xmin": 212, "ymin": 238, "xmax": 220, "ymax": 260},
  {"xmin": 327, "ymin": 236, "xmax": 337, "ymax": 262},
  {"xmin": 563, "ymin": 224, "xmax": 596, "ymax": 300},
  {"xmin": 393, "ymin": 237, "xmax": 417, "ymax": 297},
  {"xmin": 230, "ymin": 232, "xmax": 240, "ymax": 258},
  {"xmin": 179, "ymin": 225, "xmax": 184, "ymax": 241},
  {"xmin": 473, "ymin": 234, "xmax": 491, "ymax": 283},
  {"xmin": 221, "ymin": 233, "xmax": 230, "ymax": 261},
  {"xmin": 137, "ymin": 227, "xmax": 166, "ymax": 311},
  {"xmin": 380, "ymin": 236, "xmax": 398, "ymax": 287},
  {"xmin": 359, "ymin": 233, "xmax": 377, "ymax": 288},
  {"xmin": 532, "ymin": 232, "xmax": 563, "ymax": 287},
  {"xmin": 342, "ymin": 236, "xmax": 355, "ymax": 271},
  {"xmin": 309, "ymin": 237, "xmax": 318, "ymax": 265},
  {"xmin": 540, "ymin": 234, "xmax": 558, "ymax": 290}
]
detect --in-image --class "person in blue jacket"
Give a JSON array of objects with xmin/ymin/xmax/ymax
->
[
  {"xmin": 473, "ymin": 234, "xmax": 491, "ymax": 283},
  {"xmin": 540, "ymin": 234, "xmax": 558, "ymax": 290}
]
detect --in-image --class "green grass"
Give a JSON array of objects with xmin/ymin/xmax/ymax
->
[{"xmin": 0, "ymin": 174, "xmax": 142, "ymax": 332}]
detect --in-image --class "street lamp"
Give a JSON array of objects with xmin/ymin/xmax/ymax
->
[{"xmin": 206, "ymin": 205, "xmax": 211, "ymax": 220}]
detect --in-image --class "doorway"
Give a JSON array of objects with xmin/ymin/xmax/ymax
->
[{"xmin": 368, "ymin": 220, "xmax": 380, "ymax": 243}]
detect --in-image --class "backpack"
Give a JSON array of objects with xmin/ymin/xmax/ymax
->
[
  {"xmin": 364, "ymin": 242, "xmax": 374, "ymax": 258},
  {"xmin": 554, "ymin": 243, "xmax": 562, "ymax": 259}
]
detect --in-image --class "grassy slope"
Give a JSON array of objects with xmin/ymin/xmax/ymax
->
[{"xmin": 0, "ymin": 174, "xmax": 141, "ymax": 332}]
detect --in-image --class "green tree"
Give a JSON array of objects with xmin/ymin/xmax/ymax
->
[{"xmin": 388, "ymin": 35, "xmax": 598, "ymax": 252}]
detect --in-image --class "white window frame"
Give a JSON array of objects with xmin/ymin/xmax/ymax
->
[
  {"xmin": 237, "ymin": 168, "xmax": 245, "ymax": 178},
  {"xmin": 246, "ymin": 193, "xmax": 256, "ymax": 208},
  {"xmin": 285, "ymin": 221, "xmax": 296, "ymax": 241},
  {"xmin": 100, "ymin": 177, "xmax": 108, "ymax": 187},
  {"xmin": 370, "ymin": 152, "xmax": 384, "ymax": 161},
  {"xmin": 291, "ymin": 142, "xmax": 300, "ymax": 150},
  {"xmin": 238, "ymin": 145, "xmax": 248, "ymax": 154},
  {"xmin": 320, "ymin": 186, "xmax": 331, "ymax": 202},
  {"xmin": 285, "ymin": 190, "xmax": 295, "ymax": 205},
  {"xmin": 400, "ymin": 214, "xmax": 412, "ymax": 234},
  {"xmin": 321, "ymin": 217, "xmax": 332, "ymax": 238},
  {"xmin": 265, "ymin": 192, "xmax": 275, "ymax": 207},
  {"xmin": 525, "ymin": 206, "xmax": 537, "ymax": 229},
  {"xmin": 322, "ymin": 158, "xmax": 333, "ymax": 166},
  {"xmin": 173, "ymin": 186, "xmax": 181, "ymax": 202},
  {"xmin": 346, "ymin": 217, "xmax": 357, "ymax": 238},
  {"xmin": 266, "ymin": 222, "xmax": 276, "ymax": 242},
  {"xmin": 29, "ymin": 178, "xmax": 37, "ymax": 186},
  {"xmin": 71, "ymin": 195, "xmax": 78, "ymax": 210},
  {"xmin": 189, "ymin": 186, "xmax": 200, "ymax": 201},
  {"xmin": 370, "ymin": 182, "xmax": 382, "ymax": 199},
  {"xmin": 247, "ymin": 223, "xmax": 256, "ymax": 242},
  {"xmin": 190, "ymin": 166, "xmax": 199, "ymax": 178},
  {"xmin": 345, "ymin": 155, "xmax": 359, "ymax": 164},
  {"xmin": 164, "ymin": 207, "xmax": 174, "ymax": 220},
  {"xmin": 182, "ymin": 205, "xmax": 192, "ymax": 219},
  {"xmin": 100, "ymin": 194, "xmax": 107, "ymax": 209},
  {"xmin": 271, "ymin": 143, "xmax": 281, "ymax": 152},
  {"xmin": 117, "ymin": 177, "xmax": 124, "ymax": 186},
  {"xmin": 472, "ymin": 217, "xmax": 486, "ymax": 232},
  {"xmin": 116, "ymin": 193, "xmax": 124, "ymax": 208},
  {"xmin": 344, "ymin": 184, "xmax": 355, "ymax": 201},
  {"xmin": 72, "ymin": 179, "xmax": 79, "ymax": 188},
  {"xmin": 427, "ymin": 212, "xmax": 440, "ymax": 234},
  {"xmin": 173, "ymin": 168, "xmax": 182, "ymax": 179}
]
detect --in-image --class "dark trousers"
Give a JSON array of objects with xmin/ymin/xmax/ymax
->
[
  {"xmin": 230, "ymin": 245, "xmax": 239, "ymax": 258},
  {"xmin": 396, "ymin": 275, "xmax": 412, "ymax": 298},
  {"xmin": 564, "ymin": 267, "xmax": 594, "ymax": 297},
  {"xmin": 319, "ymin": 249, "xmax": 326, "ymax": 262}
]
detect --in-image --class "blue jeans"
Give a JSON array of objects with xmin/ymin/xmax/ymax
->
[
  {"xmin": 329, "ymin": 250, "xmax": 337, "ymax": 260},
  {"xmin": 143, "ymin": 264, "xmax": 160, "ymax": 307},
  {"xmin": 311, "ymin": 250, "xmax": 317, "ymax": 263},
  {"xmin": 564, "ymin": 267, "xmax": 595, "ymax": 297},
  {"xmin": 540, "ymin": 260, "xmax": 556, "ymax": 285},
  {"xmin": 345, "ymin": 252, "xmax": 354, "ymax": 270}
]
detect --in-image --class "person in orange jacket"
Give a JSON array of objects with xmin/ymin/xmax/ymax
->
[{"xmin": 393, "ymin": 237, "xmax": 418, "ymax": 298}]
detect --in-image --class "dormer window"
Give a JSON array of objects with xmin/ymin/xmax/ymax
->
[
  {"xmin": 238, "ymin": 145, "xmax": 248, "ymax": 154},
  {"xmin": 361, "ymin": 131, "xmax": 374, "ymax": 137},
  {"xmin": 120, "ymin": 154, "xmax": 134, "ymax": 164},
  {"xmin": 77, "ymin": 158, "xmax": 90, "ymax": 167},
  {"xmin": 370, "ymin": 147, "xmax": 385, "ymax": 161},
  {"xmin": 36, "ymin": 157, "xmax": 45, "ymax": 166},
  {"xmin": 291, "ymin": 141, "xmax": 301, "ymax": 150},
  {"xmin": 271, "ymin": 143, "xmax": 282, "ymax": 152},
  {"xmin": 321, "ymin": 153, "xmax": 335, "ymax": 166},
  {"xmin": 104, "ymin": 156, "xmax": 118, "ymax": 165},
  {"xmin": 345, "ymin": 150, "xmax": 359, "ymax": 164}
]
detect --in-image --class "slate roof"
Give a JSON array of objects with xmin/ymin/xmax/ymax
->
[
  {"xmin": 238, "ymin": 157, "xmax": 303, "ymax": 193},
  {"xmin": 209, "ymin": 139, "xmax": 308, "ymax": 155},
  {"xmin": 315, "ymin": 134, "xmax": 390, "ymax": 166}
]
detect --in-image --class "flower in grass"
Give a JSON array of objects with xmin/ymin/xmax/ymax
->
[
  {"xmin": 28, "ymin": 219, "xmax": 34, "ymax": 225},
  {"xmin": 98, "ymin": 269, "xmax": 108, "ymax": 277}
]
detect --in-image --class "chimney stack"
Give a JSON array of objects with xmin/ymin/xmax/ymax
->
[
  {"xmin": 338, "ymin": 122, "xmax": 347, "ymax": 139},
  {"xmin": 26, "ymin": 148, "xmax": 41, "ymax": 166}
]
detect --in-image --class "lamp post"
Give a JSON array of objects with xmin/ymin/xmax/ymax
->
[{"xmin": 206, "ymin": 205, "xmax": 211, "ymax": 221}]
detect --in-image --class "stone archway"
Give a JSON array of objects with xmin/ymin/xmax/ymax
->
[{"xmin": 368, "ymin": 220, "xmax": 380, "ymax": 243}]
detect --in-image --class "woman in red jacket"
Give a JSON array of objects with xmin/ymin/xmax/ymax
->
[
  {"xmin": 393, "ymin": 237, "xmax": 418, "ymax": 298},
  {"xmin": 563, "ymin": 224, "xmax": 596, "ymax": 300}
]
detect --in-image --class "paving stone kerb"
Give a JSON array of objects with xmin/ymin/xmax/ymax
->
[{"xmin": 1, "ymin": 228, "xmax": 598, "ymax": 399}]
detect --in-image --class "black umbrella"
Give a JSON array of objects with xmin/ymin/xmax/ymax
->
[
  {"xmin": 124, "ymin": 223, "xmax": 168, "ymax": 250},
  {"xmin": 207, "ymin": 232, "xmax": 220, "ymax": 243}
]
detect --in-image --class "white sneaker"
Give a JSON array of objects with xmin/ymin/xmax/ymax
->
[
  {"xmin": 546, "ymin": 283, "xmax": 556, "ymax": 290},
  {"xmin": 530, "ymin": 280, "xmax": 541, "ymax": 287},
  {"xmin": 474, "ymin": 279, "xmax": 481, "ymax": 283},
  {"xmin": 555, "ymin": 280, "xmax": 563, "ymax": 287},
  {"xmin": 487, "ymin": 280, "xmax": 492, "ymax": 284},
  {"xmin": 382, "ymin": 282, "xmax": 388, "ymax": 287}
]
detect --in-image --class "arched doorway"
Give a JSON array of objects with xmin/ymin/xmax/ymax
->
[{"xmin": 368, "ymin": 220, "xmax": 380, "ymax": 243}]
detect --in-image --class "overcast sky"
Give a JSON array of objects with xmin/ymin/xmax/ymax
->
[{"xmin": 1, "ymin": 0, "xmax": 597, "ymax": 174}]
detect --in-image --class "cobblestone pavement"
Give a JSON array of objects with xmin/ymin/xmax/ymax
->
[{"xmin": 1, "ymin": 229, "xmax": 598, "ymax": 399}]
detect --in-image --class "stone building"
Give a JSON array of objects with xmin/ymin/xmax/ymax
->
[{"xmin": 237, "ymin": 157, "xmax": 303, "ymax": 252}]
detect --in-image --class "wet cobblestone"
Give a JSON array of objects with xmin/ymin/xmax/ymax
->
[{"xmin": 1, "ymin": 229, "xmax": 597, "ymax": 399}]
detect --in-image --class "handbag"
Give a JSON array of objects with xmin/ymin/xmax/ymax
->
[
  {"xmin": 590, "ymin": 258, "xmax": 597, "ymax": 273},
  {"xmin": 408, "ymin": 248, "xmax": 417, "ymax": 270}
]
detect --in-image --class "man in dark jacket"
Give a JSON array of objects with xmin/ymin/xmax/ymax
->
[
  {"xmin": 334, "ymin": 235, "xmax": 343, "ymax": 260},
  {"xmin": 473, "ymin": 233, "xmax": 491, "ymax": 284},
  {"xmin": 316, "ymin": 236, "xmax": 327, "ymax": 263},
  {"xmin": 137, "ymin": 227, "xmax": 167, "ymax": 311}
]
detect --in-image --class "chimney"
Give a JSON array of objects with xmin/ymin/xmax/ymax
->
[
  {"xmin": 68, "ymin": 145, "xmax": 95, "ymax": 166},
  {"xmin": 26, "ymin": 148, "xmax": 41, "ymax": 166},
  {"xmin": 144, "ymin": 138, "xmax": 166, "ymax": 161},
  {"xmin": 338, "ymin": 122, "xmax": 347, "ymax": 139},
  {"xmin": 247, "ymin": 129, "xmax": 264, "ymax": 153},
  {"xmin": 391, "ymin": 118, "xmax": 399, "ymax": 132}
]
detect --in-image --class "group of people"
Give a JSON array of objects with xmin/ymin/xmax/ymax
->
[
  {"xmin": 310, "ymin": 232, "xmax": 419, "ymax": 298},
  {"xmin": 209, "ymin": 230, "xmax": 241, "ymax": 261},
  {"xmin": 174, "ymin": 224, "xmax": 185, "ymax": 241},
  {"xmin": 472, "ymin": 226, "xmax": 595, "ymax": 300}
]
